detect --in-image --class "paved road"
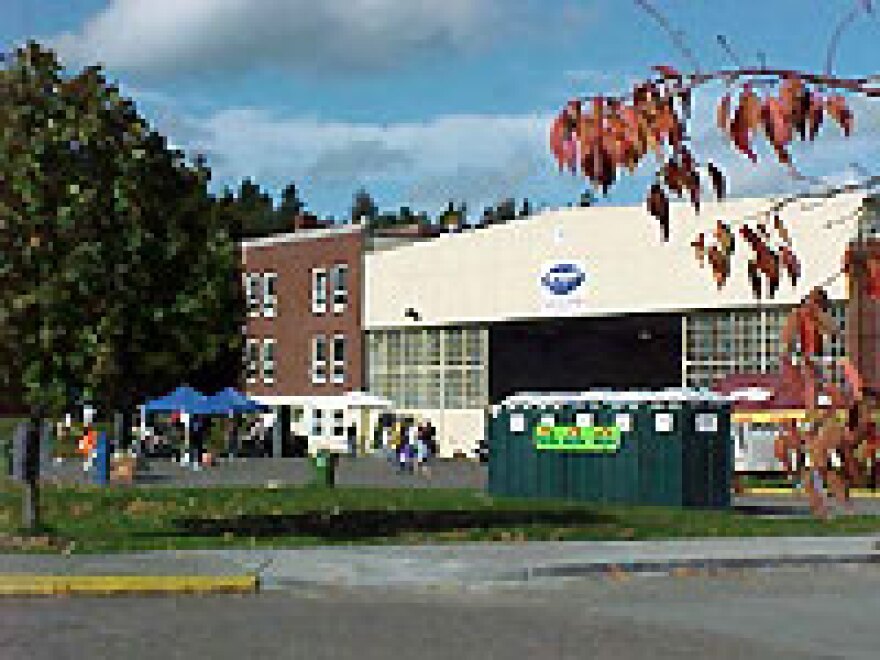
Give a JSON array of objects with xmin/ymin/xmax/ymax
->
[{"xmin": 3, "ymin": 565, "xmax": 879, "ymax": 659}]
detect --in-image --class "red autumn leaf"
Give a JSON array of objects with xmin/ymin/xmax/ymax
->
[
  {"xmin": 731, "ymin": 107, "xmax": 758, "ymax": 162},
  {"xmin": 762, "ymin": 96, "xmax": 792, "ymax": 148},
  {"xmin": 740, "ymin": 88, "xmax": 762, "ymax": 133},
  {"xmin": 692, "ymin": 233, "xmax": 706, "ymax": 266},
  {"xmin": 706, "ymin": 162, "xmax": 725, "ymax": 200},
  {"xmin": 867, "ymin": 260, "xmax": 880, "ymax": 299},
  {"xmin": 773, "ymin": 212, "xmax": 792, "ymax": 244},
  {"xmin": 684, "ymin": 169, "xmax": 701, "ymax": 213},
  {"xmin": 739, "ymin": 225, "xmax": 763, "ymax": 252},
  {"xmin": 780, "ymin": 77, "xmax": 809, "ymax": 140},
  {"xmin": 807, "ymin": 93, "xmax": 824, "ymax": 140},
  {"xmin": 561, "ymin": 138, "xmax": 577, "ymax": 173},
  {"xmin": 781, "ymin": 309, "xmax": 800, "ymax": 354},
  {"xmin": 756, "ymin": 249, "xmax": 780, "ymax": 298},
  {"xmin": 840, "ymin": 357, "xmax": 864, "ymax": 401},
  {"xmin": 778, "ymin": 245, "xmax": 801, "ymax": 285},
  {"xmin": 664, "ymin": 160, "xmax": 685, "ymax": 197},
  {"xmin": 647, "ymin": 183, "xmax": 670, "ymax": 241},
  {"xmin": 800, "ymin": 310, "xmax": 818, "ymax": 356},
  {"xmin": 550, "ymin": 114, "xmax": 569, "ymax": 170},
  {"xmin": 707, "ymin": 245, "xmax": 728, "ymax": 288},
  {"xmin": 679, "ymin": 145, "xmax": 695, "ymax": 172},
  {"xmin": 717, "ymin": 94, "xmax": 731, "ymax": 134},
  {"xmin": 714, "ymin": 220, "xmax": 734, "ymax": 255},
  {"xmin": 594, "ymin": 143, "xmax": 615, "ymax": 194},
  {"xmin": 825, "ymin": 95, "xmax": 853, "ymax": 136},
  {"xmin": 747, "ymin": 260, "xmax": 763, "ymax": 298}
]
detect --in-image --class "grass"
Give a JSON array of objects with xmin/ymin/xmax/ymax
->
[{"xmin": 3, "ymin": 478, "xmax": 880, "ymax": 554}]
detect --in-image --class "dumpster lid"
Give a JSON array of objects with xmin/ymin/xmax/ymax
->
[{"xmin": 501, "ymin": 388, "xmax": 731, "ymax": 408}]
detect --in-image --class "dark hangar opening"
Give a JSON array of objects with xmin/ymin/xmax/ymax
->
[{"xmin": 488, "ymin": 313, "xmax": 683, "ymax": 402}]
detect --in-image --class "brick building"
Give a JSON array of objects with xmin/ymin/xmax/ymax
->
[{"xmin": 240, "ymin": 222, "xmax": 365, "ymax": 400}]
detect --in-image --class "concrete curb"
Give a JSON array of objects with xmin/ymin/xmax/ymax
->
[
  {"xmin": 255, "ymin": 553, "xmax": 880, "ymax": 589},
  {"xmin": 0, "ymin": 574, "xmax": 259, "ymax": 597},
  {"xmin": 514, "ymin": 552, "xmax": 880, "ymax": 581}
]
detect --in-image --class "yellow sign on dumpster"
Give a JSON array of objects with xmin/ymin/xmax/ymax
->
[{"xmin": 534, "ymin": 425, "xmax": 622, "ymax": 452}]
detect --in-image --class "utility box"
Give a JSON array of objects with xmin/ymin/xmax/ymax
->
[
  {"xmin": 11, "ymin": 420, "xmax": 40, "ymax": 483},
  {"xmin": 488, "ymin": 390, "xmax": 732, "ymax": 508}
]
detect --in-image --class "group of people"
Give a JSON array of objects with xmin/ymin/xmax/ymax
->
[{"xmin": 377, "ymin": 417, "xmax": 438, "ymax": 476}]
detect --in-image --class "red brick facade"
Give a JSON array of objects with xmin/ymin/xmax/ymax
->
[{"xmin": 240, "ymin": 225, "xmax": 364, "ymax": 397}]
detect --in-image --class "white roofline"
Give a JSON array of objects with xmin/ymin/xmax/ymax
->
[{"xmin": 239, "ymin": 223, "xmax": 363, "ymax": 250}]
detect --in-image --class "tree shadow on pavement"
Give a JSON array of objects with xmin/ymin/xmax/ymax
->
[{"xmin": 159, "ymin": 509, "xmax": 613, "ymax": 541}]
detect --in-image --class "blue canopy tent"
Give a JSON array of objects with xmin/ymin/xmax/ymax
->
[
  {"xmin": 142, "ymin": 385, "xmax": 213, "ymax": 415},
  {"xmin": 204, "ymin": 387, "xmax": 269, "ymax": 415},
  {"xmin": 139, "ymin": 386, "xmax": 216, "ymax": 466}
]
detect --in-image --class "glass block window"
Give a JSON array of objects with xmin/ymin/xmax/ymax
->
[
  {"xmin": 684, "ymin": 302, "xmax": 847, "ymax": 390},
  {"xmin": 366, "ymin": 325, "xmax": 488, "ymax": 409}
]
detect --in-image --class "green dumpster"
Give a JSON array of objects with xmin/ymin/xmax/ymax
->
[
  {"xmin": 312, "ymin": 450, "xmax": 338, "ymax": 487},
  {"xmin": 487, "ymin": 390, "xmax": 731, "ymax": 508}
]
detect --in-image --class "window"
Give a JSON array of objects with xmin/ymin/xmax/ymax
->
[
  {"xmin": 245, "ymin": 338, "xmax": 260, "ymax": 384},
  {"xmin": 332, "ymin": 410, "xmax": 345, "ymax": 437},
  {"xmin": 262, "ymin": 272, "xmax": 277, "ymax": 318},
  {"xmin": 262, "ymin": 338, "xmax": 276, "ymax": 385},
  {"xmin": 331, "ymin": 264, "xmax": 348, "ymax": 312},
  {"xmin": 312, "ymin": 335, "xmax": 327, "ymax": 384},
  {"xmin": 311, "ymin": 268, "xmax": 327, "ymax": 314},
  {"xmin": 311, "ymin": 408, "xmax": 324, "ymax": 436},
  {"xmin": 332, "ymin": 334, "xmax": 345, "ymax": 384},
  {"xmin": 245, "ymin": 273, "xmax": 261, "ymax": 317}
]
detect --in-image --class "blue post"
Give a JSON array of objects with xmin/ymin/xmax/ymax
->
[{"xmin": 93, "ymin": 431, "xmax": 110, "ymax": 486}]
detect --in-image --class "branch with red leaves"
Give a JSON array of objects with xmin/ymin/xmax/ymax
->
[{"xmin": 550, "ymin": 65, "xmax": 880, "ymax": 299}]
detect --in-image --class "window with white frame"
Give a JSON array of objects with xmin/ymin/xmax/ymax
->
[
  {"xmin": 311, "ymin": 268, "xmax": 327, "ymax": 314},
  {"xmin": 245, "ymin": 273, "xmax": 261, "ymax": 317},
  {"xmin": 311, "ymin": 335, "xmax": 327, "ymax": 384},
  {"xmin": 332, "ymin": 410, "xmax": 345, "ymax": 437},
  {"xmin": 331, "ymin": 264, "xmax": 348, "ymax": 312},
  {"xmin": 332, "ymin": 334, "xmax": 345, "ymax": 384},
  {"xmin": 262, "ymin": 272, "xmax": 277, "ymax": 318},
  {"xmin": 311, "ymin": 408, "xmax": 324, "ymax": 436},
  {"xmin": 245, "ymin": 338, "xmax": 260, "ymax": 384},
  {"xmin": 261, "ymin": 338, "xmax": 276, "ymax": 385}
]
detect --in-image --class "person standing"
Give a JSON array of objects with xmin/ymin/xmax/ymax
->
[
  {"xmin": 406, "ymin": 420, "xmax": 419, "ymax": 474},
  {"xmin": 415, "ymin": 423, "xmax": 431, "ymax": 478},
  {"xmin": 346, "ymin": 424, "xmax": 358, "ymax": 458},
  {"xmin": 189, "ymin": 415, "xmax": 204, "ymax": 471}
]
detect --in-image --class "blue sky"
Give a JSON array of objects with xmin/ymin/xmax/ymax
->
[{"xmin": 3, "ymin": 1, "xmax": 880, "ymax": 219}]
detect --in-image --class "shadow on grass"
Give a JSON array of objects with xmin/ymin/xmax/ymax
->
[
  {"xmin": 159, "ymin": 508, "xmax": 613, "ymax": 541},
  {"xmin": 732, "ymin": 502, "xmax": 813, "ymax": 517}
]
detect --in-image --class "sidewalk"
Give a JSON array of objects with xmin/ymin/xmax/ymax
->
[{"xmin": 2, "ymin": 535, "xmax": 879, "ymax": 593}]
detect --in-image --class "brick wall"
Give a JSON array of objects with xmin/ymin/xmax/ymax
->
[{"xmin": 241, "ymin": 226, "xmax": 364, "ymax": 397}]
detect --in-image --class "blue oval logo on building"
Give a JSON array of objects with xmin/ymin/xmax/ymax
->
[{"xmin": 541, "ymin": 261, "xmax": 586, "ymax": 296}]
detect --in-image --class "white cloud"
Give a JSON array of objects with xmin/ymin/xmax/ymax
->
[
  {"xmin": 47, "ymin": 0, "xmax": 554, "ymax": 77},
  {"xmin": 136, "ymin": 97, "xmax": 573, "ymax": 209}
]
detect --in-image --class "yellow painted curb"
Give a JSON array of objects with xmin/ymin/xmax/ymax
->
[
  {"xmin": 0, "ymin": 574, "xmax": 258, "ymax": 596},
  {"xmin": 743, "ymin": 487, "xmax": 880, "ymax": 499}
]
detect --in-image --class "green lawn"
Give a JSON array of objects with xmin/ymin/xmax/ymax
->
[{"xmin": 3, "ymin": 479, "xmax": 880, "ymax": 554}]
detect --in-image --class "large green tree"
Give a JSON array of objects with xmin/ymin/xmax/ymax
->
[{"xmin": 0, "ymin": 42, "xmax": 243, "ymax": 528}]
